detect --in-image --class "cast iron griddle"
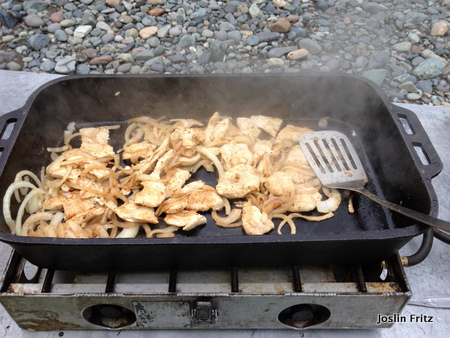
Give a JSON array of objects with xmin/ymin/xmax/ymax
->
[{"xmin": 0, "ymin": 73, "xmax": 442, "ymax": 271}]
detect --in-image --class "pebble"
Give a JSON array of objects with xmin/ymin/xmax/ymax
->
[
  {"xmin": 0, "ymin": 0, "xmax": 448, "ymax": 105},
  {"xmin": 96, "ymin": 21, "xmax": 111, "ymax": 31},
  {"xmin": 60, "ymin": 19, "xmax": 76, "ymax": 28},
  {"xmin": 89, "ymin": 55, "xmax": 113, "ymax": 65},
  {"xmin": 139, "ymin": 26, "xmax": 158, "ymax": 39},
  {"xmin": 268, "ymin": 18, "xmax": 291, "ymax": 33},
  {"xmin": 23, "ymin": 15, "xmax": 45, "ymax": 28},
  {"xmin": 287, "ymin": 48, "xmax": 309, "ymax": 60},
  {"xmin": 74, "ymin": 25, "xmax": 93, "ymax": 38},
  {"xmin": 55, "ymin": 57, "xmax": 76, "ymax": 74},
  {"xmin": 28, "ymin": 34, "xmax": 51, "ymax": 51},
  {"xmin": 298, "ymin": 39, "xmax": 322, "ymax": 55},
  {"xmin": 413, "ymin": 57, "xmax": 447, "ymax": 79},
  {"xmin": 249, "ymin": 4, "xmax": 264, "ymax": 19},
  {"xmin": 50, "ymin": 12, "xmax": 64, "ymax": 23},
  {"xmin": 47, "ymin": 23, "xmax": 62, "ymax": 33},
  {"xmin": 431, "ymin": 21, "xmax": 449, "ymax": 37}
]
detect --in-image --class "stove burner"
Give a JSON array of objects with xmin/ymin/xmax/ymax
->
[{"xmin": 0, "ymin": 251, "xmax": 411, "ymax": 330}]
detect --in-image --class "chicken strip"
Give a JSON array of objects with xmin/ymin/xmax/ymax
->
[
  {"xmin": 134, "ymin": 180, "xmax": 166, "ymax": 208},
  {"xmin": 80, "ymin": 127, "xmax": 115, "ymax": 158},
  {"xmin": 242, "ymin": 200, "xmax": 274, "ymax": 235},
  {"xmin": 216, "ymin": 164, "xmax": 260, "ymax": 199},
  {"xmin": 116, "ymin": 201, "xmax": 158, "ymax": 223},
  {"xmin": 250, "ymin": 115, "xmax": 282, "ymax": 137},
  {"xmin": 276, "ymin": 125, "xmax": 314, "ymax": 143},
  {"xmin": 163, "ymin": 167, "xmax": 191, "ymax": 197},
  {"xmin": 186, "ymin": 185, "xmax": 224, "ymax": 211},
  {"xmin": 264, "ymin": 171, "xmax": 294, "ymax": 196},
  {"xmin": 236, "ymin": 117, "xmax": 261, "ymax": 140},
  {"xmin": 289, "ymin": 189, "xmax": 323, "ymax": 212},
  {"xmin": 219, "ymin": 142, "xmax": 253, "ymax": 169},
  {"xmin": 164, "ymin": 210, "xmax": 207, "ymax": 231},
  {"xmin": 122, "ymin": 141, "xmax": 156, "ymax": 163}
]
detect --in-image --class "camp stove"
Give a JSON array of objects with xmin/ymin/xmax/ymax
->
[{"xmin": 0, "ymin": 251, "xmax": 411, "ymax": 331}]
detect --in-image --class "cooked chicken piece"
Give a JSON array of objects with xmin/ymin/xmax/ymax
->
[
  {"xmin": 236, "ymin": 117, "xmax": 261, "ymax": 140},
  {"xmin": 242, "ymin": 200, "xmax": 274, "ymax": 235},
  {"xmin": 186, "ymin": 185, "xmax": 224, "ymax": 211},
  {"xmin": 163, "ymin": 167, "xmax": 191, "ymax": 197},
  {"xmin": 219, "ymin": 142, "xmax": 253, "ymax": 169},
  {"xmin": 170, "ymin": 118, "xmax": 204, "ymax": 128},
  {"xmin": 170, "ymin": 127, "xmax": 205, "ymax": 156},
  {"xmin": 156, "ymin": 180, "xmax": 206, "ymax": 215},
  {"xmin": 43, "ymin": 195, "xmax": 65, "ymax": 211},
  {"xmin": 68, "ymin": 205, "xmax": 105, "ymax": 224},
  {"xmin": 122, "ymin": 141, "xmax": 156, "ymax": 163},
  {"xmin": 116, "ymin": 200, "xmax": 158, "ymax": 223},
  {"xmin": 178, "ymin": 180, "xmax": 205, "ymax": 194},
  {"xmin": 164, "ymin": 210, "xmax": 207, "ymax": 231},
  {"xmin": 250, "ymin": 115, "xmax": 282, "ymax": 137},
  {"xmin": 289, "ymin": 189, "xmax": 322, "ymax": 212},
  {"xmin": 60, "ymin": 192, "xmax": 96, "ymax": 219},
  {"xmin": 134, "ymin": 180, "xmax": 166, "ymax": 208},
  {"xmin": 252, "ymin": 139, "xmax": 273, "ymax": 165},
  {"xmin": 216, "ymin": 164, "xmax": 260, "ymax": 199},
  {"xmin": 134, "ymin": 149, "xmax": 178, "ymax": 207},
  {"xmin": 204, "ymin": 112, "xmax": 240, "ymax": 144},
  {"xmin": 132, "ymin": 138, "xmax": 170, "ymax": 174},
  {"xmin": 80, "ymin": 127, "xmax": 115, "ymax": 158},
  {"xmin": 276, "ymin": 125, "xmax": 314, "ymax": 143},
  {"xmin": 264, "ymin": 171, "xmax": 294, "ymax": 196},
  {"xmin": 285, "ymin": 145, "xmax": 310, "ymax": 167},
  {"xmin": 47, "ymin": 157, "xmax": 111, "ymax": 182}
]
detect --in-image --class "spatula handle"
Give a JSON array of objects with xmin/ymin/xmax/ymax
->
[{"xmin": 356, "ymin": 188, "xmax": 450, "ymax": 233}]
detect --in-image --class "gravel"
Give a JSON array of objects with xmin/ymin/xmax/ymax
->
[{"xmin": 0, "ymin": 0, "xmax": 449, "ymax": 105}]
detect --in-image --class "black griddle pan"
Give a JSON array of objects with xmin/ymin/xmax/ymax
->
[{"xmin": 0, "ymin": 73, "xmax": 442, "ymax": 271}]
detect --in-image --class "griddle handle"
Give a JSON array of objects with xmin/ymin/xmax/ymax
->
[
  {"xmin": 392, "ymin": 105, "xmax": 443, "ymax": 180},
  {"xmin": 0, "ymin": 109, "xmax": 27, "ymax": 177},
  {"xmin": 356, "ymin": 187, "xmax": 450, "ymax": 233}
]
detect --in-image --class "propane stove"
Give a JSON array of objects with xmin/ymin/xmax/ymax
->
[{"xmin": 0, "ymin": 250, "xmax": 410, "ymax": 331}]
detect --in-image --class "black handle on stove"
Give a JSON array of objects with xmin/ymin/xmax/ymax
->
[
  {"xmin": 392, "ymin": 105, "xmax": 443, "ymax": 180},
  {"xmin": 390, "ymin": 104, "xmax": 449, "ymax": 264},
  {"xmin": 0, "ymin": 109, "xmax": 27, "ymax": 178}
]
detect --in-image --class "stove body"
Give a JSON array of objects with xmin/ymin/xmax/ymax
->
[{"xmin": 0, "ymin": 251, "xmax": 411, "ymax": 330}]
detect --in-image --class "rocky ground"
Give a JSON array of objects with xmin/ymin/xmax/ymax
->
[{"xmin": 0, "ymin": 0, "xmax": 449, "ymax": 105}]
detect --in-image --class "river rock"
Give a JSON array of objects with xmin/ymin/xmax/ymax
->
[
  {"xmin": 28, "ymin": 34, "xmax": 50, "ymax": 50},
  {"xmin": 24, "ymin": 15, "xmax": 45, "ymax": 28},
  {"xmin": 81, "ymin": 48, "xmax": 97, "ymax": 59},
  {"xmin": 268, "ymin": 46, "xmax": 297, "ymax": 58},
  {"xmin": 268, "ymin": 18, "xmax": 291, "ymax": 33},
  {"xmin": 267, "ymin": 57, "xmax": 284, "ymax": 67},
  {"xmin": 412, "ymin": 57, "xmax": 447, "ymax": 79},
  {"xmin": 298, "ymin": 38, "xmax": 322, "ymax": 55},
  {"xmin": 50, "ymin": 12, "xmax": 64, "ymax": 23},
  {"xmin": 287, "ymin": 48, "xmax": 309, "ymax": 60},
  {"xmin": 430, "ymin": 21, "xmax": 449, "ymax": 36},
  {"xmin": 74, "ymin": 25, "xmax": 93, "ymax": 38},
  {"xmin": 139, "ymin": 26, "xmax": 158, "ymax": 39},
  {"xmin": 149, "ymin": 8, "xmax": 165, "ymax": 17},
  {"xmin": 249, "ymin": 4, "xmax": 264, "ymax": 19},
  {"xmin": 23, "ymin": 0, "xmax": 49, "ymax": 12},
  {"xmin": 55, "ymin": 57, "xmax": 76, "ymax": 74},
  {"xmin": 89, "ymin": 55, "xmax": 113, "ymax": 65}
]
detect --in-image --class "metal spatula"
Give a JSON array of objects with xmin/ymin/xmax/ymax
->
[{"xmin": 300, "ymin": 130, "xmax": 450, "ymax": 233}]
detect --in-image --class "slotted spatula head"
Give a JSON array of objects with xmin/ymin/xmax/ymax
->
[{"xmin": 300, "ymin": 131, "xmax": 369, "ymax": 190}]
